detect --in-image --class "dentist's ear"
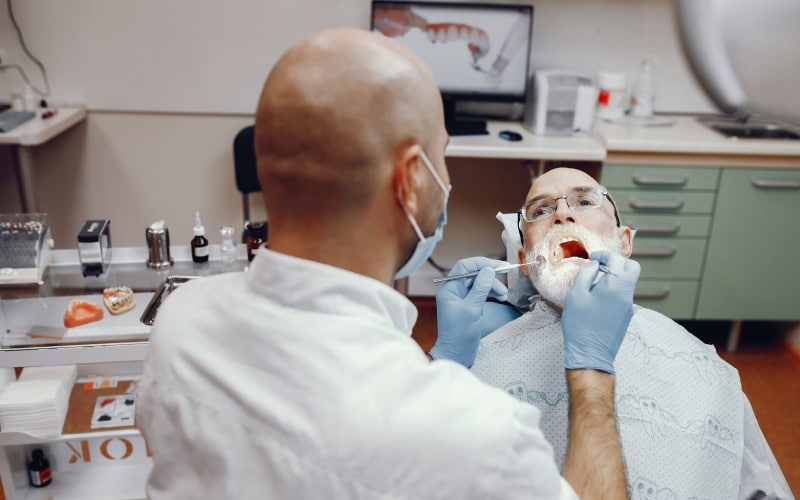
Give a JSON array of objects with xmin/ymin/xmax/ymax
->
[
  {"xmin": 620, "ymin": 226, "xmax": 634, "ymax": 257},
  {"xmin": 393, "ymin": 143, "xmax": 425, "ymax": 212}
]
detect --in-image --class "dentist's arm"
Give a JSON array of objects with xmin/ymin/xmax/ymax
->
[
  {"xmin": 561, "ymin": 251, "xmax": 640, "ymax": 499},
  {"xmin": 430, "ymin": 257, "xmax": 520, "ymax": 367}
]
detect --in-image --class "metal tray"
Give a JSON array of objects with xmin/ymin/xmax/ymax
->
[{"xmin": 139, "ymin": 275, "xmax": 200, "ymax": 326}]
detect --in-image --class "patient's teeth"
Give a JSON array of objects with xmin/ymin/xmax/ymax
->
[{"xmin": 447, "ymin": 25, "xmax": 459, "ymax": 40}]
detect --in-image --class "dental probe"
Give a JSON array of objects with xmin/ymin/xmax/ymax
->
[
  {"xmin": 432, "ymin": 262, "xmax": 528, "ymax": 283},
  {"xmin": 432, "ymin": 257, "xmax": 616, "ymax": 283}
]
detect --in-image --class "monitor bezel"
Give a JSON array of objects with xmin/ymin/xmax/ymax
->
[{"xmin": 370, "ymin": 0, "xmax": 535, "ymax": 104}]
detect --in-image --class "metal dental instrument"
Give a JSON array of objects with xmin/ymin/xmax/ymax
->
[
  {"xmin": 432, "ymin": 262, "xmax": 529, "ymax": 283},
  {"xmin": 432, "ymin": 255, "xmax": 616, "ymax": 283}
]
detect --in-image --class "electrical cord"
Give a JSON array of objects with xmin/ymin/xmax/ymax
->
[{"xmin": 3, "ymin": 0, "xmax": 51, "ymax": 97}]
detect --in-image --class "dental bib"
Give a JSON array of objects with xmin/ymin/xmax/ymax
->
[{"xmin": 470, "ymin": 302, "xmax": 744, "ymax": 499}]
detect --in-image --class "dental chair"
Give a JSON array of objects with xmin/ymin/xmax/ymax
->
[{"xmin": 232, "ymin": 125, "xmax": 261, "ymax": 242}]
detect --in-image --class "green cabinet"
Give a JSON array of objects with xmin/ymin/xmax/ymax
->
[
  {"xmin": 696, "ymin": 169, "xmax": 800, "ymax": 320},
  {"xmin": 601, "ymin": 165, "xmax": 719, "ymax": 319}
]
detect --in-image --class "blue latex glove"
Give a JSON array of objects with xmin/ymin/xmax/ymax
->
[
  {"xmin": 561, "ymin": 251, "xmax": 641, "ymax": 374},
  {"xmin": 431, "ymin": 257, "xmax": 518, "ymax": 367}
]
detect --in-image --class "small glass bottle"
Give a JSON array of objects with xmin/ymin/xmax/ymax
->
[
  {"xmin": 220, "ymin": 225, "xmax": 238, "ymax": 264},
  {"xmin": 246, "ymin": 222, "xmax": 268, "ymax": 262},
  {"xmin": 191, "ymin": 211, "xmax": 209, "ymax": 263},
  {"xmin": 29, "ymin": 448, "xmax": 52, "ymax": 488}
]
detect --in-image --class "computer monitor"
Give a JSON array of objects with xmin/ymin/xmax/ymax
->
[{"xmin": 371, "ymin": 1, "xmax": 534, "ymax": 136}]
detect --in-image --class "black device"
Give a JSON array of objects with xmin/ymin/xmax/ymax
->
[
  {"xmin": 77, "ymin": 219, "xmax": 112, "ymax": 277},
  {"xmin": 498, "ymin": 129, "xmax": 523, "ymax": 141},
  {"xmin": 371, "ymin": 1, "xmax": 534, "ymax": 136}
]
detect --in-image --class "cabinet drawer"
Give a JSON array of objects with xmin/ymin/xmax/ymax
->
[
  {"xmin": 613, "ymin": 190, "xmax": 716, "ymax": 214},
  {"xmin": 631, "ymin": 239, "xmax": 707, "ymax": 279},
  {"xmin": 634, "ymin": 280, "xmax": 698, "ymax": 319},
  {"xmin": 601, "ymin": 164, "xmax": 720, "ymax": 190},
  {"xmin": 624, "ymin": 214, "xmax": 712, "ymax": 238}
]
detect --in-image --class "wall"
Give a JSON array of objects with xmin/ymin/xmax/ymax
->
[
  {"xmin": 0, "ymin": 0, "xmax": 717, "ymax": 266},
  {"xmin": 0, "ymin": 0, "xmax": 715, "ymax": 114}
]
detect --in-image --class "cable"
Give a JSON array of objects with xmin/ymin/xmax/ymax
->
[
  {"xmin": 5, "ymin": 0, "xmax": 51, "ymax": 97},
  {"xmin": 427, "ymin": 257, "xmax": 450, "ymax": 276}
]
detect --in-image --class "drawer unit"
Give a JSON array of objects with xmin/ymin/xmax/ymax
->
[
  {"xmin": 634, "ymin": 280, "xmax": 699, "ymax": 319},
  {"xmin": 601, "ymin": 164, "xmax": 720, "ymax": 319}
]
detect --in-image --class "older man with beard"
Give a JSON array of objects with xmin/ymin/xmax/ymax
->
[{"xmin": 437, "ymin": 167, "xmax": 792, "ymax": 499}]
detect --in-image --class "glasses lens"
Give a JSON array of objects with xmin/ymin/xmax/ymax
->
[
  {"xmin": 566, "ymin": 188, "xmax": 603, "ymax": 210},
  {"xmin": 524, "ymin": 200, "xmax": 555, "ymax": 222}
]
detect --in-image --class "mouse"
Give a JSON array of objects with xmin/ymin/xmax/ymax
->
[{"xmin": 498, "ymin": 130, "xmax": 523, "ymax": 141}]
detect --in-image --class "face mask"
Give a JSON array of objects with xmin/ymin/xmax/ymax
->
[{"xmin": 394, "ymin": 151, "xmax": 450, "ymax": 280}]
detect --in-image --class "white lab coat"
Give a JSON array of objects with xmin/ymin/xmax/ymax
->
[
  {"xmin": 470, "ymin": 301, "xmax": 793, "ymax": 500},
  {"xmin": 136, "ymin": 249, "xmax": 577, "ymax": 499}
]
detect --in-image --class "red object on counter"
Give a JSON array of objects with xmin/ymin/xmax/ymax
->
[{"xmin": 63, "ymin": 300, "xmax": 104, "ymax": 328}]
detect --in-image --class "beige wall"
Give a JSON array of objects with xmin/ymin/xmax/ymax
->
[
  {"xmin": 2, "ymin": 112, "xmax": 256, "ymax": 249},
  {"xmin": 0, "ymin": 111, "xmax": 534, "ymax": 264}
]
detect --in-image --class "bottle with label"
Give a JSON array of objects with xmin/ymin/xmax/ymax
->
[
  {"xmin": 29, "ymin": 448, "xmax": 52, "ymax": 487},
  {"xmin": 629, "ymin": 56, "xmax": 655, "ymax": 118},
  {"xmin": 191, "ymin": 211, "xmax": 209, "ymax": 263}
]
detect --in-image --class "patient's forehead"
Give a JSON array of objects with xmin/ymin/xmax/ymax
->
[{"xmin": 527, "ymin": 168, "xmax": 601, "ymax": 200}]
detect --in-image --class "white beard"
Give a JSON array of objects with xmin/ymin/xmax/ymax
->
[{"xmin": 525, "ymin": 225, "xmax": 623, "ymax": 309}]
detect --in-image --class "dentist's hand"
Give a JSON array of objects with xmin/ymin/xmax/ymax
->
[
  {"xmin": 561, "ymin": 251, "xmax": 640, "ymax": 374},
  {"xmin": 430, "ymin": 257, "xmax": 520, "ymax": 368}
]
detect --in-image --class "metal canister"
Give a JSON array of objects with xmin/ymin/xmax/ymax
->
[{"xmin": 145, "ymin": 221, "xmax": 173, "ymax": 269}]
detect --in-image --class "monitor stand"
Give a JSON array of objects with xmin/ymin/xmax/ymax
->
[{"xmin": 442, "ymin": 96, "xmax": 489, "ymax": 136}]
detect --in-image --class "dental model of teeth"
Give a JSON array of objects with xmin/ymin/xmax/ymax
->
[
  {"xmin": 424, "ymin": 23, "xmax": 490, "ymax": 60},
  {"xmin": 103, "ymin": 286, "xmax": 136, "ymax": 315}
]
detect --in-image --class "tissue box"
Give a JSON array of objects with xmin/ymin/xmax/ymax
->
[{"xmin": 77, "ymin": 219, "xmax": 112, "ymax": 277}]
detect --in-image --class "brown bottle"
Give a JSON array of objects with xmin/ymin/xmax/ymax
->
[
  {"xmin": 246, "ymin": 222, "xmax": 268, "ymax": 262},
  {"xmin": 29, "ymin": 448, "xmax": 52, "ymax": 487},
  {"xmin": 191, "ymin": 211, "xmax": 209, "ymax": 263}
]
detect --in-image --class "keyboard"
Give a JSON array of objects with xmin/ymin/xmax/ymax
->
[{"xmin": 0, "ymin": 110, "xmax": 35, "ymax": 133}]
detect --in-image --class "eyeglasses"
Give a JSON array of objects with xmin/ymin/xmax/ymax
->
[{"xmin": 519, "ymin": 186, "xmax": 621, "ymax": 227}]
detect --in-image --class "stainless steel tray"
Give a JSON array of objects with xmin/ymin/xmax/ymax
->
[{"xmin": 140, "ymin": 275, "xmax": 200, "ymax": 326}]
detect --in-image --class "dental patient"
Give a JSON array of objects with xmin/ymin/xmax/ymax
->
[{"xmin": 465, "ymin": 168, "xmax": 791, "ymax": 499}]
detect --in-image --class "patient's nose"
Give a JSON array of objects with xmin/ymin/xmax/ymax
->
[{"xmin": 552, "ymin": 198, "xmax": 575, "ymax": 225}]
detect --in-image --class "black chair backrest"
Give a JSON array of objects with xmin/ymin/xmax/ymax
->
[{"xmin": 233, "ymin": 125, "xmax": 261, "ymax": 195}]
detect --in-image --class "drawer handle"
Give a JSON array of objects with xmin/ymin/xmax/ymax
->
[
  {"xmin": 631, "ymin": 247, "xmax": 677, "ymax": 258},
  {"xmin": 634, "ymin": 288, "xmax": 670, "ymax": 299},
  {"xmin": 751, "ymin": 178, "xmax": 800, "ymax": 189},
  {"xmin": 632, "ymin": 224, "xmax": 680, "ymax": 235},
  {"xmin": 632, "ymin": 174, "xmax": 688, "ymax": 187},
  {"xmin": 629, "ymin": 200, "xmax": 685, "ymax": 211}
]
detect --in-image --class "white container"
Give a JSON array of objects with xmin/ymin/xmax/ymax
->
[
  {"xmin": 596, "ymin": 71, "xmax": 627, "ymax": 120},
  {"xmin": 22, "ymin": 84, "xmax": 37, "ymax": 112},
  {"xmin": 629, "ymin": 57, "xmax": 655, "ymax": 117}
]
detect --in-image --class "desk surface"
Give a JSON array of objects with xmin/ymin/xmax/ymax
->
[
  {"xmin": 0, "ymin": 107, "xmax": 86, "ymax": 146},
  {"xmin": 446, "ymin": 121, "xmax": 606, "ymax": 162},
  {"xmin": 595, "ymin": 115, "xmax": 800, "ymax": 157}
]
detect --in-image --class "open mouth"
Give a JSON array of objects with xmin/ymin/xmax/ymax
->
[{"xmin": 557, "ymin": 239, "xmax": 589, "ymax": 261}]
